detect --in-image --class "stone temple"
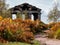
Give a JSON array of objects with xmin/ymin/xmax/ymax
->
[{"xmin": 10, "ymin": 3, "xmax": 41, "ymax": 20}]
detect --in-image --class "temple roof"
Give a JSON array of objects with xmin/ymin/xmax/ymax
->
[{"xmin": 10, "ymin": 3, "xmax": 41, "ymax": 12}]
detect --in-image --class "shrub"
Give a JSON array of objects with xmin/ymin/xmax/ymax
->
[
  {"xmin": 48, "ymin": 22, "xmax": 56, "ymax": 28},
  {"xmin": 29, "ymin": 20, "xmax": 48, "ymax": 34},
  {"xmin": 0, "ymin": 16, "xmax": 47, "ymax": 43},
  {"xmin": 48, "ymin": 22, "xmax": 60, "ymax": 39},
  {"xmin": 54, "ymin": 28, "xmax": 60, "ymax": 39}
]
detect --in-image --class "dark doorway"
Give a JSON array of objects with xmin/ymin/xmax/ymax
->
[{"xmin": 33, "ymin": 13, "xmax": 38, "ymax": 20}]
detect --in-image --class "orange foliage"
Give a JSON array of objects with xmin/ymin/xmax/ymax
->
[
  {"xmin": 0, "ymin": 17, "xmax": 47, "ymax": 43},
  {"xmin": 50, "ymin": 22, "xmax": 60, "ymax": 31},
  {"xmin": 48, "ymin": 22, "xmax": 60, "ymax": 38}
]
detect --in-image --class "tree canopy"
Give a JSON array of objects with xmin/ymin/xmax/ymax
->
[
  {"xmin": 0, "ymin": 0, "xmax": 9, "ymax": 18},
  {"xmin": 48, "ymin": 4, "xmax": 60, "ymax": 22}
]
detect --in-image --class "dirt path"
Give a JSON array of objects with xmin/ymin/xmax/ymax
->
[{"xmin": 35, "ymin": 34, "xmax": 60, "ymax": 45}]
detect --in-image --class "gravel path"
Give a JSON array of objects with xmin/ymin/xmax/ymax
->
[{"xmin": 35, "ymin": 34, "xmax": 60, "ymax": 45}]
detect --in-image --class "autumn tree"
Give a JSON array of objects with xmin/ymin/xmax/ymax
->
[
  {"xmin": 47, "ymin": 3, "xmax": 60, "ymax": 22},
  {"xmin": 0, "ymin": 0, "xmax": 8, "ymax": 18}
]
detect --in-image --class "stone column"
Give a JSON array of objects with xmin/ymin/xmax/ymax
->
[
  {"xmin": 22, "ymin": 14, "xmax": 25, "ymax": 20},
  {"xmin": 28, "ymin": 13, "xmax": 31, "ymax": 19},
  {"xmin": 31, "ymin": 14, "xmax": 34, "ymax": 21},
  {"xmin": 38, "ymin": 13, "xmax": 41, "ymax": 20}
]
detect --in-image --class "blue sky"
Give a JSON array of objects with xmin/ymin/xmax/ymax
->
[{"xmin": 6, "ymin": 0, "xmax": 60, "ymax": 23}]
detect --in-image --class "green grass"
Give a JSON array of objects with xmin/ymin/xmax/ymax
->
[
  {"xmin": 0, "ymin": 42, "xmax": 31, "ymax": 45},
  {"xmin": 0, "ymin": 40, "xmax": 40, "ymax": 45},
  {"xmin": 32, "ymin": 40, "xmax": 40, "ymax": 45}
]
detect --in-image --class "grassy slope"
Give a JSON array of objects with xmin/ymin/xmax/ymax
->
[
  {"xmin": 0, "ymin": 40, "xmax": 40, "ymax": 45},
  {"xmin": 0, "ymin": 42, "xmax": 31, "ymax": 45}
]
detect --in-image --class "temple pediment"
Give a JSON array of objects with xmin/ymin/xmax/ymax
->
[{"xmin": 10, "ymin": 3, "xmax": 42, "ymax": 20}]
